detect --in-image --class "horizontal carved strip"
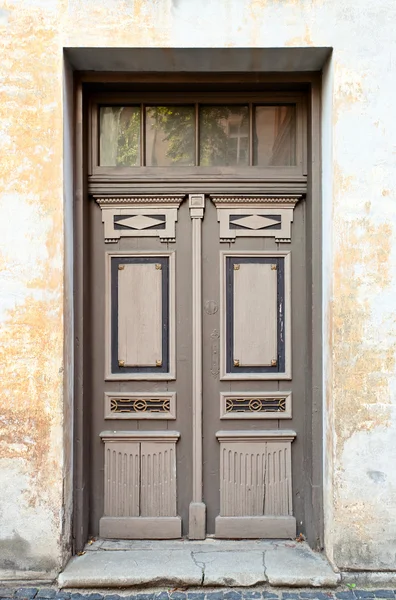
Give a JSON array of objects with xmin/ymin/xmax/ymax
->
[
  {"xmin": 105, "ymin": 392, "xmax": 176, "ymax": 420},
  {"xmin": 220, "ymin": 392, "xmax": 292, "ymax": 419}
]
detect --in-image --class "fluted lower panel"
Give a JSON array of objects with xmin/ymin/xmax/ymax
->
[
  {"xmin": 220, "ymin": 440, "xmax": 292, "ymax": 517},
  {"xmin": 140, "ymin": 442, "xmax": 177, "ymax": 517},
  {"xmin": 104, "ymin": 442, "xmax": 140, "ymax": 517}
]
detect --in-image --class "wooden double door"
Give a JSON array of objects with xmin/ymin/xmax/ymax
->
[{"xmin": 88, "ymin": 191, "xmax": 307, "ymax": 539}]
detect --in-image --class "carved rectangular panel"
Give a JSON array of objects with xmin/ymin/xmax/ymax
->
[
  {"xmin": 103, "ymin": 440, "xmax": 140, "ymax": 517},
  {"xmin": 105, "ymin": 392, "xmax": 176, "ymax": 420},
  {"xmin": 216, "ymin": 431, "xmax": 295, "ymax": 519},
  {"xmin": 233, "ymin": 262, "xmax": 277, "ymax": 367},
  {"xmin": 221, "ymin": 252, "xmax": 291, "ymax": 380},
  {"xmin": 95, "ymin": 196, "xmax": 184, "ymax": 243},
  {"xmin": 106, "ymin": 253, "xmax": 175, "ymax": 380},
  {"xmin": 140, "ymin": 442, "xmax": 177, "ymax": 517},
  {"xmin": 118, "ymin": 262, "xmax": 162, "ymax": 368},
  {"xmin": 220, "ymin": 392, "xmax": 292, "ymax": 419},
  {"xmin": 211, "ymin": 196, "xmax": 300, "ymax": 243},
  {"xmin": 100, "ymin": 431, "xmax": 180, "ymax": 538}
]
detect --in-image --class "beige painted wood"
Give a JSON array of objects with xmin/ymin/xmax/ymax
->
[
  {"xmin": 105, "ymin": 252, "xmax": 176, "ymax": 380},
  {"xmin": 103, "ymin": 440, "xmax": 140, "ymax": 518},
  {"xmin": 140, "ymin": 442, "xmax": 177, "ymax": 517},
  {"xmin": 188, "ymin": 193, "xmax": 206, "ymax": 540},
  {"xmin": 99, "ymin": 516, "xmax": 182, "ymax": 539},
  {"xmin": 100, "ymin": 431, "xmax": 180, "ymax": 538},
  {"xmin": 210, "ymin": 196, "xmax": 301, "ymax": 243},
  {"xmin": 118, "ymin": 262, "xmax": 162, "ymax": 368},
  {"xmin": 220, "ymin": 251, "xmax": 291, "ymax": 380},
  {"xmin": 216, "ymin": 430, "xmax": 296, "ymax": 537},
  {"xmin": 104, "ymin": 392, "xmax": 176, "ymax": 420},
  {"xmin": 234, "ymin": 262, "xmax": 277, "ymax": 367},
  {"xmin": 215, "ymin": 515, "xmax": 296, "ymax": 539},
  {"xmin": 220, "ymin": 391, "xmax": 292, "ymax": 420}
]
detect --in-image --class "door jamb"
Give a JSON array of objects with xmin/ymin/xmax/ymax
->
[{"xmin": 72, "ymin": 70, "xmax": 323, "ymax": 552}]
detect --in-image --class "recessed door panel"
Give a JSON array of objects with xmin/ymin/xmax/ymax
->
[
  {"xmin": 118, "ymin": 262, "xmax": 162, "ymax": 368},
  {"xmin": 233, "ymin": 262, "xmax": 277, "ymax": 367}
]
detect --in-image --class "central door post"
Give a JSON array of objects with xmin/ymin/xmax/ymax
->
[{"xmin": 188, "ymin": 193, "xmax": 206, "ymax": 539}]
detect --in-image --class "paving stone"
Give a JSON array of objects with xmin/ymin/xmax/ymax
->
[
  {"xmin": 282, "ymin": 594, "xmax": 300, "ymax": 600},
  {"xmin": 374, "ymin": 592, "xmax": 394, "ymax": 598},
  {"xmin": 86, "ymin": 595, "xmax": 103, "ymax": 600},
  {"xmin": 335, "ymin": 594, "xmax": 355, "ymax": 600},
  {"xmin": 206, "ymin": 594, "xmax": 224, "ymax": 600},
  {"xmin": 300, "ymin": 594, "xmax": 332, "ymax": 600},
  {"xmin": 15, "ymin": 591, "xmax": 37, "ymax": 599},
  {"xmin": 135, "ymin": 595, "xmax": 154, "ymax": 600},
  {"xmin": 354, "ymin": 593, "xmax": 375, "ymax": 599},
  {"xmin": 242, "ymin": 593, "xmax": 262, "ymax": 599},
  {"xmin": 186, "ymin": 594, "xmax": 205, "ymax": 600},
  {"xmin": 224, "ymin": 593, "xmax": 242, "ymax": 600},
  {"xmin": 36, "ymin": 592, "xmax": 56, "ymax": 600},
  {"xmin": 262, "ymin": 593, "xmax": 279, "ymax": 599},
  {"xmin": 154, "ymin": 594, "xmax": 169, "ymax": 600},
  {"xmin": 169, "ymin": 594, "xmax": 186, "ymax": 600},
  {"xmin": 0, "ymin": 590, "xmax": 15, "ymax": 599},
  {"xmin": 54, "ymin": 594, "xmax": 70, "ymax": 600}
]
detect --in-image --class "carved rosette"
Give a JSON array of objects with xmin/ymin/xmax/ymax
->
[
  {"xmin": 94, "ymin": 195, "xmax": 185, "ymax": 243},
  {"xmin": 210, "ymin": 195, "xmax": 302, "ymax": 243}
]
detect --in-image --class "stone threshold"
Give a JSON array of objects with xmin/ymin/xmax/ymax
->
[{"xmin": 57, "ymin": 539, "xmax": 340, "ymax": 589}]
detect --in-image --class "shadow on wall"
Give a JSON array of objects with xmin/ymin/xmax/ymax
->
[{"xmin": 0, "ymin": 532, "xmax": 57, "ymax": 573}]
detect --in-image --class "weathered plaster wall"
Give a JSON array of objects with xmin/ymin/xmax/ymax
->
[{"xmin": 0, "ymin": 0, "xmax": 396, "ymax": 575}]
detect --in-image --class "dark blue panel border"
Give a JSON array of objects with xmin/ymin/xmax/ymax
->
[
  {"xmin": 226, "ymin": 256, "xmax": 285, "ymax": 374},
  {"xmin": 111, "ymin": 256, "xmax": 169, "ymax": 374}
]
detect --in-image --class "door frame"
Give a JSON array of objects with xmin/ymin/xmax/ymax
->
[{"xmin": 73, "ymin": 70, "xmax": 323, "ymax": 551}]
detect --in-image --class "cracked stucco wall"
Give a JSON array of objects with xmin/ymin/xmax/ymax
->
[{"xmin": 0, "ymin": 0, "xmax": 396, "ymax": 576}]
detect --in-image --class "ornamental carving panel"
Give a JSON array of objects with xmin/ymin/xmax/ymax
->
[
  {"xmin": 95, "ymin": 196, "xmax": 185, "ymax": 243},
  {"xmin": 210, "ymin": 195, "xmax": 301, "ymax": 243}
]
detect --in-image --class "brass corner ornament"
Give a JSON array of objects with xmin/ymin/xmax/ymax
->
[{"xmin": 210, "ymin": 195, "xmax": 302, "ymax": 243}]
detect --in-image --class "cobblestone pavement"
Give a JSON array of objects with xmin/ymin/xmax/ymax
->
[{"xmin": 0, "ymin": 588, "xmax": 396, "ymax": 600}]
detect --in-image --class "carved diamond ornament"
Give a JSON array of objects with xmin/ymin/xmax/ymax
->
[
  {"xmin": 231, "ymin": 215, "xmax": 281, "ymax": 230},
  {"xmin": 210, "ymin": 195, "xmax": 302, "ymax": 243},
  {"xmin": 116, "ymin": 215, "xmax": 166, "ymax": 230}
]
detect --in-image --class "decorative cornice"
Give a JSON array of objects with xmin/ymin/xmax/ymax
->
[
  {"xmin": 100, "ymin": 430, "xmax": 180, "ymax": 443},
  {"xmin": 95, "ymin": 195, "xmax": 185, "ymax": 207},
  {"xmin": 211, "ymin": 195, "xmax": 301, "ymax": 207},
  {"xmin": 216, "ymin": 430, "xmax": 296, "ymax": 443}
]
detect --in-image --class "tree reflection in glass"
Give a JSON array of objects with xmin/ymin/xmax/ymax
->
[
  {"xmin": 146, "ymin": 106, "xmax": 195, "ymax": 166},
  {"xmin": 199, "ymin": 106, "xmax": 249, "ymax": 167},
  {"xmin": 99, "ymin": 106, "xmax": 141, "ymax": 167},
  {"xmin": 254, "ymin": 106, "xmax": 296, "ymax": 166}
]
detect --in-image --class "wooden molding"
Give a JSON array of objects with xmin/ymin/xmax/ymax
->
[
  {"xmin": 188, "ymin": 193, "xmax": 206, "ymax": 539},
  {"xmin": 216, "ymin": 430, "xmax": 296, "ymax": 442},
  {"xmin": 105, "ymin": 252, "xmax": 176, "ymax": 381},
  {"xmin": 100, "ymin": 430, "xmax": 180, "ymax": 442},
  {"xmin": 220, "ymin": 251, "xmax": 292, "ymax": 380},
  {"xmin": 95, "ymin": 196, "xmax": 185, "ymax": 243},
  {"xmin": 216, "ymin": 430, "xmax": 296, "ymax": 538},
  {"xmin": 220, "ymin": 391, "xmax": 292, "ymax": 420},
  {"xmin": 211, "ymin": 195, "xmax": 302, "ymax": 243},
  {"xmin": 104, "ymin": 392, "xmax": 176, "ymax": 420}
]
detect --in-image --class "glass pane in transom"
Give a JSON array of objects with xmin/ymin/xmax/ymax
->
[
  {"xmin": 199, "ymin": 106, "xmax": 249, "ymax": 167},
  {"xmin": 254, "ymin": 105, "xmax": 296, "ymax": 166},
  {"xmin": 99, "ymin": 106, "xmax": 141, "ymax": 167},
  {"xmin": 145, "ymin": 106, "xmax": 195, "ymax": 166}
]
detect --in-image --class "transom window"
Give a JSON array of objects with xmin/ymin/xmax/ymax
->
[{"xmin": 99, "ymin": 104, "xmax": 297, "ymax": 168}]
